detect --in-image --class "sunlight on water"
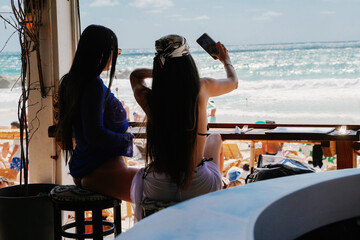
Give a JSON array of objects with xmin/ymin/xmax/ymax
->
[{"xmin": 1, "ymin": 41, "xmax": 360, "ymax": 126}]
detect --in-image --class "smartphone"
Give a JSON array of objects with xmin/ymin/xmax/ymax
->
[{"xmin": 196, "ymin": 33, "xmax": 218, "ymax": 60}]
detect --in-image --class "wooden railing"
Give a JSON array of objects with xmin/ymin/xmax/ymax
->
[{"xmin": 48, "ymin": 123, "xmax": 360, "ymax": 169}]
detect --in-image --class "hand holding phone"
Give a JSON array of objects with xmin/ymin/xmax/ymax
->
[{"xmin": 196, "ymin": 33, "xmax": 219, "ymax": 60}]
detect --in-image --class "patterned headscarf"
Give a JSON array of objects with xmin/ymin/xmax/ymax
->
[{"xmin": 155, "ymin": 34, "xmax": 190, "ymax": 67}]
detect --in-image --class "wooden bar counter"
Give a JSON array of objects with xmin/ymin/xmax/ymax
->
[{"xmin": 129, "ymin": 122, "xmax": 360, "ymax": 169}]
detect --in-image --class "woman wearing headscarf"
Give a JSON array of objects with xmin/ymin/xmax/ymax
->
[{"xmin": 130, "ymin": 34, "xmax": 238, "ymax": 221}]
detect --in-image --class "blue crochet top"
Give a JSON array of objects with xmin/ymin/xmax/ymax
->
[{"xmin": 70, "ymin": 77, "xmax": 133, "ymax": 178}]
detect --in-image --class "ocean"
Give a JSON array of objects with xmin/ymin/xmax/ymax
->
[{"xmin": 1, "ymin": 41, "xmax": 360, "ymax": 126}]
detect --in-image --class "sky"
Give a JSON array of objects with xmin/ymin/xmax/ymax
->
[{"xmin": 1, "ymin": 0, "xmax": 360, "ymax": 51}]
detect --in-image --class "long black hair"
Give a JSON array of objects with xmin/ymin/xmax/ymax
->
[
  {"xmin": 57, "ymin": 25, "xmax": 118, "ymax": 163},
  {"xmin": 146, "ymin": 53, "xmax": 200, "ymax": 189}
]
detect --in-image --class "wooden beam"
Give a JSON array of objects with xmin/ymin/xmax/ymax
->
[{"xmin": 336, "ymin": 141, "xmax": 357, "ymax": 169}]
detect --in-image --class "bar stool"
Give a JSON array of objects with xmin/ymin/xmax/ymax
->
[{"xmin": 50, "ymin": 185, "xmax": 121, "ymax": 240}]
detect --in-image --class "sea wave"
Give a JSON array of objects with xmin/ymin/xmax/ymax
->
[
  {"xmin": 239, "ymin": 77, "xmax": 360, "ymax": 90},
  {"xmin": 108, "ymin": 40, "xmax": 360, "ymax": 56},
  {"xmin": 225, "ymin": 41, "xmax": 360, "ymax": 54},
  {"xmin": 0, "ymin": 76, "xmax": 21, "ymax": 89},
  {"xmin": 100, "ymin": 69, "xmax": 133, "ymax": 80}
]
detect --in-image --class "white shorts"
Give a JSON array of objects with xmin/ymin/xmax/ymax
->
[{"xmin": 130, "ymin": 161, "xmax": 222, "ymax": 221}]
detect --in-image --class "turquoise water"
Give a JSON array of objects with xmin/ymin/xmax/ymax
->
[
  {"xmin": 0, "ymin": 52, "xmax": 21, "ymax": 77},
  {"xmin": 1, "ymin": 41, "xmax": 360, "ymax": 125},
  {"xmin": 118, "ymin": 41, "xmax": 360, "ymax": 80}
]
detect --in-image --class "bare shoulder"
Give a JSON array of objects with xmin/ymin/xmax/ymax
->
[
  {"xmin": 199, "ymin": 80, "xmax": 211, "ymax": 107},
  {"xmin": 199, "ymin": 77, "xmax": 218, "ymax": 98},
  {"xmin": 199, "ymin": 77, "xmax": 214, "ymax": 92}
]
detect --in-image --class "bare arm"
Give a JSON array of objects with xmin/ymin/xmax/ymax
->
[
  {"xmin": 130, "ymin": 68, "xmax": 152, "ymax": 116},
  {"xmin": 201, "ymin": 42, "xmax": 238, "ymax": 98}
]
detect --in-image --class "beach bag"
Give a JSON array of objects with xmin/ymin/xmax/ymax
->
[
  {"xmin": 245, "ymin": 158, "xmax": 315, "ymax": 183},
  {"xmin": 140, "ymin": 198, "xmax": 178, "ymax": 218}
]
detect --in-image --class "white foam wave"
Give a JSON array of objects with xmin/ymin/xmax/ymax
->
[
  {"xmin": 0, "ymin": 88, "xmax": 21, "ymax": 126},
  {"xmin": 239, "ymin": 78, "xmax": 360, "ymax": 90}
]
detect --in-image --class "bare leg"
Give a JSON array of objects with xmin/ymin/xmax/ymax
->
[
  {"xmin": 80, "ymin": 156, "xmax": 138, "ymax": 202},
  {"xmin": 203, "ymin": 133, "xmax": 224, "ymax": 173}
]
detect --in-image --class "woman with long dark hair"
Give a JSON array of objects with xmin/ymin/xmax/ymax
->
[
  {"xmin": 57, "ymin": 25, "xmax": 137, "ymax": 201},
  {"xmin": 130, "ymin": 34, "xmax": 238, "ymax": 220}
]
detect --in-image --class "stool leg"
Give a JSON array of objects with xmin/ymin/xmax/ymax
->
[
  {"xmin": 92, "ymin": 208, "xmax": 103, "ymax": 240},
  {"xmin": 114, "ymin": 202, "xmax": 122, "ymax": 236},
  {"xmin": 53, "ymin": 206, "xmax": 62, "ymax": 240},
  {"xmin": 75, "ymin": 210, "xmax": 85, "ymax": 240}
]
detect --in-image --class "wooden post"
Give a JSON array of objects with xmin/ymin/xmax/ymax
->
[
  {"xmin": 336, "ymin": 141, "xmax": 357, "ymax": 169},
  {"xmin": 250, "ymin": 141, "xmax": 255, "ymax": 169}
]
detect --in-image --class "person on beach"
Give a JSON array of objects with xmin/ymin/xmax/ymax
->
[
  {"xmin": 57, "ymin": 25, "xmax": 137, "ymax": 201},
  {"xmin": 8, "ymin": 122, "xmax": 21, "ymax": 171},
  {"xmin": 130, "ymin": 34, "xmax": 238, "ymax": 221},
  {"xmin": 0, "ymin": 141, "xmax": 10, "ymax": 168},
  {"xmin": 262, "ymin": 141, "xmax": 283, "ymax": 156},
  {"xmin": 121, "ymin": 101, "xmax": 130, "ymax": 121},
  {"xmin": 208, "ymin": 100, "xmax": 216, "ymax": 123}
]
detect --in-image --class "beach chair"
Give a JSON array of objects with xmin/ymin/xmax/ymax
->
[
  {"xmin": 0, "ymin": 168, "xmax": 18, "ymax": 182},
  {"xmin": 223, "ymin": 143, "xmax": 244, "ymax": 177},
  {"xmin": 223, "ymin": 143, "xmax": 243, "ymax": 160}
]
